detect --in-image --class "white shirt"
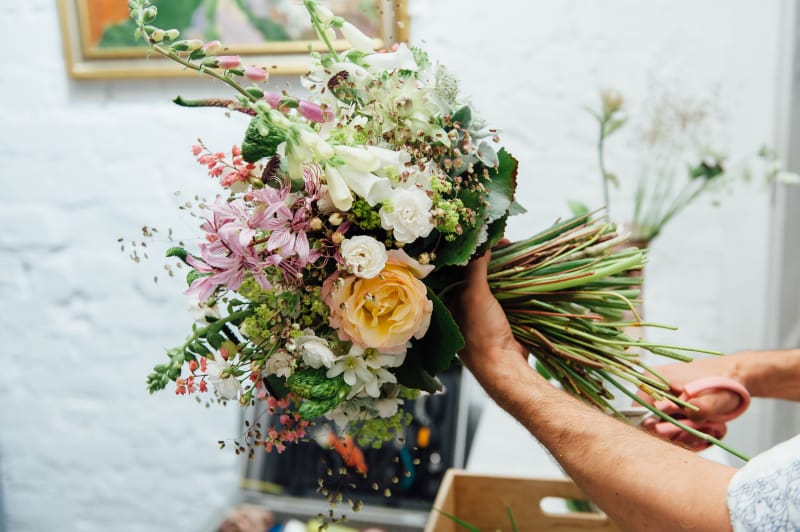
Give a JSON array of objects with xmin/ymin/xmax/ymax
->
[{"xmin": 728, "ymin": 434, "xmax": 800, "ymax": 531}]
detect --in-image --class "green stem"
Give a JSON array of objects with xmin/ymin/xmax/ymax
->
[
  {"xmin": 598, "ymin": 123, "xmax": 612, "ymax": 220},
  {"xmin": 180, "ymin": 309, "xmax": 253, "ymax": 353},
  {"xmin": 303, "ymin": 0, "xmax": 340, "ymax": 61},
  {"xmin": 604, "ymin": 374, "xmax": 749, "ymax": 461}
]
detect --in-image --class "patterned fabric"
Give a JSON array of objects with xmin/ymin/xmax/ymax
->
[{"xmin": 727, "ymin": 434, "xmax": 800, "ymax": 531}]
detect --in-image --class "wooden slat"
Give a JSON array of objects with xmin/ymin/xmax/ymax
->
[{"xmin": 425, "ymin": 470, "xmax": 621, "ymax": 532}]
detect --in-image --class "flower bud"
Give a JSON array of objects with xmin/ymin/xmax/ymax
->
[
  {"xmin": 309, "ymin": 217, "xmax": 324, "ymax": 231},
  {"xmin": 150, "ymin": 28, "xmax": 165, "ymax": 43},
  {"xmin": 202, "ymin": 40, "xmax": 222, "ymax": 55},
  {"xmin": 263, "ymin": 91, "xmax": 282, "ymax": 109},
  {"xmin": 244, "ymin": 66, "xmax": 269, "ymax": 82},
  {"xmin": 246, "ymin": 86, "xmax": 264, "ymax": 99},
  {"xmin": 186, "ymin": 39, "xmax": 203, "ymax": 51},
  {"xmin": 328, "ymin": 213, "xmax": 344, "ymax": 226},
  {"xmin": 314, "ymin": 3, "xmax": 336, "ymax": 25},
  {"xmin": 332, "ymin": 232, "xmax": 345, "ymax": 245},
  {"xmin": 143, "ymin": 6, "xmax": 158, "ymax": 22},
  {"xmin": 298, "ymin": 100, "xmax": 332, "ymax": 123},
  {"xmin": 253, "ymin": 100, "xmax": 272, "ymax": 114},
  {"xmin": 268, "ymin": 110, "xmax": 292, "ymax": 129},
  {"xmin": 217, "ymin": 55, "xmax": 242, "ymax": 69},
  {"xmin": 165, "ymin": 29, "xmax": 180, "ymax": 40}
]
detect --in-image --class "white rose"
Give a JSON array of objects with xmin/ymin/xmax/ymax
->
[
  {"xmin": 379, "ymin": 188, "xmax": 434, "ymax": 244},
  {"xmin": 295, "ymin": 331, "xmax": 336, "ymax": 369},
  {"xmin": 264, "ymin": 350, "xmax": 294, "ymax": 379},
  {"xmin": 340, "ymin": 235, "xmax": 387, "ymax": 279}
]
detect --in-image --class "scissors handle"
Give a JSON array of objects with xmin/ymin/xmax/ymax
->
[
  {"xmin": 650, "ymin": 419, "xmax": 728, "ymax": 451},
  {"xmin": 680, "ymin": 376, "xmax": 750, "ymax": 422}
]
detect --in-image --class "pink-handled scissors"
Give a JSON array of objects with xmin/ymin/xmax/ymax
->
[{"xmin": 620, "ymin": 376, "xmax": 751, "ymax": 451}]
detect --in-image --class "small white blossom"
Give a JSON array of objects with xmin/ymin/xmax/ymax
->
[
  {"xmin": 379, "ymin": 188, "xmax": 434, "ymax": 244},
  {"xmin": 374, "ymin": 397, "xmax": 402, "ymax": 418},
  {"xmin": 340, "ymin": 236, "xmax": 387, "ymax": 278},
  {"xmin": 264, "ymin": 350, "xmax": 294, "ymax": 379},
  {"xmin": 295, "ymin": 330, "xmax": 336, "ymax": 369},
  {"xmin": 206, "ymin": 357, "xmax": 242, "ymax": 400}
]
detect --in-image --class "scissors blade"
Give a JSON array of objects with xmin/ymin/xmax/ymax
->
[{"xmin": 617, "ymin": 406, "xmax": 654, "ymax": 426}]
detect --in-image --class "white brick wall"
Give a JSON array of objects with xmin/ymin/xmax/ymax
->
[{"xmin": 0, "ymin": 0, "xmax": 787, "ymax": 530}]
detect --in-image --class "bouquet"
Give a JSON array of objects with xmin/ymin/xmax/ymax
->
[{"xmin": 127, "ymin": 0, "xmax": 730, "ymax": 455}]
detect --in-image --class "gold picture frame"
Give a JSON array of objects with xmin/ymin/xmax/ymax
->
[{"xmin": 58, "ymin": 0, "xmax": 410, "ymax": 79}]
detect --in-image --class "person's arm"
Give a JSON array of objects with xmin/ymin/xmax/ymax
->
[
  {"xmin": 642, "ymin": 349, "xmax": 800, "ymax": 422},
  {"xmin": 456, "ymin": 251, "xmax": 736, "ymax": 532}
]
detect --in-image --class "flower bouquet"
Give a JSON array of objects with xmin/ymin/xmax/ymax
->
[{"xmin": 128, "ymin": 0, "xmax": 730, "ymax": 455}]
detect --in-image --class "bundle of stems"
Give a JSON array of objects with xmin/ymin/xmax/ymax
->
[{"xmin": 488, "ymin": 213, "xmax": 718, "ymax": 410}]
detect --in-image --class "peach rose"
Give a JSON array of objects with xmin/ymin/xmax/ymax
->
[{"xmin": 323, "ymin": 250, "xmax": 434, "ymax": 354}]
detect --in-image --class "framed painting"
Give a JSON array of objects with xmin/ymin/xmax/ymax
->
[{"xmin": 58, "ymin": 0, "xmax": 410, "ymax": 79}]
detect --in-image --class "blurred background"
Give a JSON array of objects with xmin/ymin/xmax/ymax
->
[{"xmin": 2, "ymin": 0, "xmax": 799, "ymax": 530}]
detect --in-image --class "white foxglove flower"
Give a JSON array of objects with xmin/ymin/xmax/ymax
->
[
  {"xmin": 206, "ymin": 357, "xmax": 242, "ymax": 400},
  {"xmin": 324, "ymin": 165, "xmax": 353, "ymax": 211},
  {"xmin": 367, "ymin": 146, "xmax": 411, "ymax": 176},
  {"xmin": 334, "ymin": 145, "xmax": 380, "ymax": 173},
  {"xmin": 340, "ymin": 22, "xmax": 376, "ymax": 53},
  {"xmin": 363, "ymin": 44, "xmax": 418, "ymax": 73},
  {"xmin": 313, "ymin": 3, "xmax": 335, "ymax": 25},
  {"xmin": 338, "ymin": 165, "xmax": 393, "ymax": 206},
  {"xmin": 379, "ymin": 188, "xmax": 434, "ymax": 244},
  {"xmin": 340, "ymin": 235, "xmax": 387, "ymax": 278},
  {"xmin": 298, "ymin": 129, "xmax": 334, "ymax": 160}
]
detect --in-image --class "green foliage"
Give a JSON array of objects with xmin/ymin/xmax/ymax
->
[
  {"xmin": 350, "ymin": 198, "xmax": 383, "ymax": 230},
  {"xmin": 232, "ymin": 0, "xmax": 291, "ymax": 41},
  {"xmin": 241, "ymin": 118, "xmax": 288, "ymax": 163},
  {"xmin": 100, "ymin": 0, "xmax": 204, "ymax": 48},
  {"xmin": 351, "ymin": 410, "xmax": 414, "ymax": 448},
  {"xmin": 395, "ymin": 289, "xmax": 463, "ymax": 392},
  {"xmin": 288, "ymin": 368, "xmax": 350, "ymax": 401}
]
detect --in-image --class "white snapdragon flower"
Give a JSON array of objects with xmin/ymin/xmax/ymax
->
[
  {"xmin": 334, "ymin": 145, "xmax": 380, "ymax": 173},
  {"xmin": 340, "ymin": 22, "xmax": 376, "ymax": 53},
  {"xmin": 367, "ymin": 146, "xmax": 411, "ymax": 176},
  {"xmin": 340, "ymin": 235, "xmax": 387, "ymax": 279},
  {"xmin": 206, "ymin": 357, "xmax": 242, "ymax": 400},
  {"xmin": 339, "ymin": 165, "xmax": 393, "ymax": 205},
  {"xmin": 324, "ymin": 165, "xmax": 353, "ymax": 211},
  {"xmin": 295, "ymin": 330, "xmax": 336, "ymax": 369},
  {"xmin": 363, "ymin": 43, "xmax": 418, "ymax": 73},
  {"xmin": 379, "ymin": 188, "xmax": 434, "ymax": 244},
  {"xmin": 264, "ymin": 350, "xmax": 294, "ymax": 379}
]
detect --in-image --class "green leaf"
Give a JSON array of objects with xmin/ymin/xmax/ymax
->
[
  {"xmin": 263, "ymin": 374, "xmax": 291, "ymax": 398},
  {"xmin": 567, "ymin": 200, "xmax": 590, "ymax": 217},
  {"xmin": 434, "ymin": 509, "xmax": 482, "ymax": 532},
  {"xmin": 485, "ymin": 149, "xmax": 519, "ymax": 223},
  {"xmin": 451, "ymin": 106, "xmax": 472, "ymax": 129},
  {"xmin": 508, "ymin": 200, "xmax": 527, "ymax": 216},
  {"xmin": 404, "ymin": 289, "xmax": 464, "ymax": 376},
  {"xmin": 241, "ymin": 117, "xmax": 287, "ymax": 163},
  {"xmin": 433, "ymin": 187, "xmax": 487, "ymax": 267},
  {"xmin": 166, "ymin": 246, "xmax": 188, "ymax": 262},
  {"xmin": 392, "ymin": 365, "xmax": 442, "ymax": 394}
]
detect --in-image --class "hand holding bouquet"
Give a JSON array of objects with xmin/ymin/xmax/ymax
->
[{"xmin": 128, "ymin": 0, "xmax": 734, "ymax": 455}]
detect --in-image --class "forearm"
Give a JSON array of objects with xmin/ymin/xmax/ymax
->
[
  {"xmin": 731, "ymin": 349, "xmax": 800, "ymax": 400},
  {"xmin": 481, "ymin": 365, "xmax": 735, "ymax": 532}
]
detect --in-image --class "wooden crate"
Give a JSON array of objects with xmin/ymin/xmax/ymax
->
[{"xmin": 425, "ymin": 470, "xmax": 621, "ymax": 532}]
